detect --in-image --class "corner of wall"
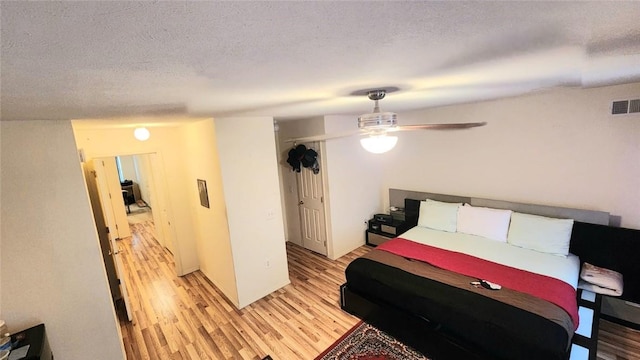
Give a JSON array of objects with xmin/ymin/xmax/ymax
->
[
  {"xmin": 182, "ymin": 119, "xmax": 240, "ymax": 307},
  {"xmin": 215, "ymin": 116, "xmax": 289, "ymax": 309},
  {"xmin": 323, "ymin": 115, "xmax": 383, "ymax": 260}
]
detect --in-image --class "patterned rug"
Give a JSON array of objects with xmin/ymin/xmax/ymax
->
[{"xmin": 315, "ymin": 321, "xmax": 429, "ymax": 360}]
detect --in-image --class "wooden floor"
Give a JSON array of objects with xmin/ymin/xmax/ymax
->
[
  {"xmin": 598, "ymin": 319, "xmax": 640, "ymax": 360},
  {"xmin": 118, "ymin": 219, "xmax": 640, "ymax": 360},
  {"xmin": 118, "ymin": 219, "xmax": 367, "ymax": 359}
]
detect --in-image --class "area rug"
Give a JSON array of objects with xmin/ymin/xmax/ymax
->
[{"xmin": 315, "ymin": 321, "xmax": 429, "ymax": 360}]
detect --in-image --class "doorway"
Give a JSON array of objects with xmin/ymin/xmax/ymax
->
[
  {"xmin": 83, "ymin": 152, "xmax": 179, "ymax": 321},
  {"xmin": 295, "ymin": 142, "xmax": 328, "ymax": 256},
  {"xmin": 116, "ymin": 153, "xmax": 175, "ymax": 254},
  {"xmin": 106, "ymin": 153, "xmax": 176, "ymax": 255},
  {"xmin": 85, "ymin": 158, "xmax": 134, "ymax": 321}
]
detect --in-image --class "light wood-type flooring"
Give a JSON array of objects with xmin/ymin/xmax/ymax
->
[
  {"xmin": 598, "ymin": 319, "xmax": 640, "ymax": 360},
  {"xmin": 126, "ymin": 202, "xmax": 153, "ymax": 224},
  {"xmin": 118, "ymin": 220, "xmax": 365, "ymax": 359},
  {"xmin": 118, "ymin": 219, "xmax": 640, "ymax": 360}
]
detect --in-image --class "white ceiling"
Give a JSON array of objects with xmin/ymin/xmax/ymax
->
[{"xmin": 2, "ymin": 1, "xmax": 640, "ymax": 123}]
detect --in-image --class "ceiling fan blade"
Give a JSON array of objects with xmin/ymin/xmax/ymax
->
[
  {"xmin": 389, "ymin": 122, "xmax": 487, "ymax": 132},
  {"xmin": 284, "ymin": 129, "xmax": 362, "ymax": 143}
]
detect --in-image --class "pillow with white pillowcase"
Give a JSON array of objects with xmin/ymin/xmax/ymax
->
[
  {"xmin": 417, "ymin": 199, "xmax": 462, "ymax": 232},
  {"xmin": 507, "ymin": 212, "xmax": 574, "ymax": 257},
  {"xmin": 457, "ymin": 204, "xmax": 512, "ymax": 242}
]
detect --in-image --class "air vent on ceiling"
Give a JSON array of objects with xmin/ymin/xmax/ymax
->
[{"xmin": 611, "ymin": 98, "xmax": 640, "ymax": 115}]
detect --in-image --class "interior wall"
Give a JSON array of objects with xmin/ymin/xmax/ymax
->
[
  {"xmin": 214, "ymin": 116, "xmax": 290, "ymax": 308},
  {"xmin": 118, "ymin": 155, "xmax": 138, "ymax": 182},
  {"xmin": 381, "ymin": 82, "xmax": 640, "ymax": 229},
  {"xmin": 182, "ymin": 119, "xmax": 238, "ymax": 306},
  {"xmin": 323, "ymin": 115, "xmax": 384, "ymax": 259},
  {"xmin": 133, "ymin": 154, "xmax": 153, "ymax": 206},
  {"xmin": 276, "ymin": 117, "xmax": 325, "ymax": 245},
  {"xmin": 0, "ymin": 122, "xmax": 3, "ymax": 315},
  {"xmin": 0, "ymin": 120, "xmax": 124, "ymax": 360},
  {"xmin": 73, "ymin": 125, "xmax": 200, "ymax": 274}
]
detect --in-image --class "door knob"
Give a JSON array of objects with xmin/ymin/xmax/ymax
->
[{"xmin": 299, "ymin": 201, "xmax": 304, "ymax": 205}]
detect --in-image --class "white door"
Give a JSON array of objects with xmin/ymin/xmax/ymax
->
[
  {"xmin": 89, "ymin": 159, "xmax": 133, "ymax": 321},
  {"xmin": 149, "ymin": 153, "xmax": 176, "ymax": 255},
  {"xmin": 83, "ymin": 163, "xmax": 121, "ymax": 302},
  {"xmin": 94, "ymin": 157, "xmax": 131, "ymax": 239},
  {"xmin": 296, "ymin": 144, "xmax": 328, "ymax": 255}
]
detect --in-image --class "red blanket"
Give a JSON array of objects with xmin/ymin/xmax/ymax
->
[{"xmin": 377, "ymin": 238, "xmax": 579, "ymax": 329}]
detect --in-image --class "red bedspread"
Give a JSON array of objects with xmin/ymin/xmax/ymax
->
[{"xmin": 377, "ymin": 238, "xmax": 579, "ymax": 329}]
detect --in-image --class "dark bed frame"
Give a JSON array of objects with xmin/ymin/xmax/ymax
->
[{"xmin": 340, "ymin": 190, "xmax": 640, "ymax": 360}]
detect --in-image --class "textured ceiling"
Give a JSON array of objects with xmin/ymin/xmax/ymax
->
[{"xmin": 2, "ymin": 1, "xmax": 640, "ymax": 123}]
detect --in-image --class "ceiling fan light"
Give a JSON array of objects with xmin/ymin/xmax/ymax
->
[
  {"xmin": 134, "ymin": 127, "xmax": 150, "ymax": 141},
  {"xmin": 360, "ymin": 135, "xmax": 398, "ymax": 154}
]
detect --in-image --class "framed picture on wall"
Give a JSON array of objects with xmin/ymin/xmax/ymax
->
[{"xmin": 197, "ymin": 179, "xmax": 210, "ymax": 208}]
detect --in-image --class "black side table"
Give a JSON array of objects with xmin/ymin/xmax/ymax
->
[
  {"xmin": 10, "ymin": 323, "xmax": 45, "ymax": 360},
  {"xmin": 366, "ymin": 219, "xmax": 410, "ymax": 246}
]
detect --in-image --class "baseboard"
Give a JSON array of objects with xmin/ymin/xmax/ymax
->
[{"xmin": 181, "ymin": 266, "xmax": 200, "ymax": 275}]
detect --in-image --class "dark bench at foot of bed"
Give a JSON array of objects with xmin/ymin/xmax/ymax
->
[
  {"xmin": 341, "ymin": 283, "xmax": 604, "ymax": 360},
  {"xmin": 340, "ymin": 284, "xmax": 490, "ymax": 360}
]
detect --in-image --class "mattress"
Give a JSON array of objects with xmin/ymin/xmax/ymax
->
[
  {"xmin": 401, "ymin": 226, "xmax": 580, "ymax": 289},
  {"xmin": 344, "ymin": 228, "xmax": 581, "ymax": 360}
]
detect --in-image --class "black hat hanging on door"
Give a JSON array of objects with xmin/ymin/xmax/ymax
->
[
  {"xmin": 286, "ymin": 144, "xmax": 306, "ymax": 172},
  {"xmin": 287, "ymin": 145, "xmax": 319, "ymax": 174},
  {"xmin": 301, "ymin": 148, "xmax": 319, "ymax": 174}
]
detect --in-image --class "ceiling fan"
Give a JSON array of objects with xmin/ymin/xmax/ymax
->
[{"xmin": 286, "ymin": 89, "xmax": 486, "ymax": 153}]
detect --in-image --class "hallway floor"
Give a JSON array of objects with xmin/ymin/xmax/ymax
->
[
  {"xmin": 126, "ymin": 202, "xmax": 153, "ymax": 224},
  {"xmin": 117, "ymin": 220, "xmax": 366, "ymax": 359}
]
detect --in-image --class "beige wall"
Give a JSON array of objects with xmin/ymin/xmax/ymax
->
[
  {"xmin": 381, "ymin": 82, "xmax": 640, "ymax": 229},
  {"xmin": 73, "ymin": 125, "xmax": 200, "ymax": 274},
  {"xmin": 323, "ymin": 115, "xmax": 384, "ymax": 259},
  {"xmin": 182, "ymin": 119, "xmax": 239, "ymax": 305},
  {"xmin": 1, "ymin": 120, "xmax": 124, "ymax": 360},
  {"xmin": 214, "ymin": 117, "xmax": 290, "ymax": 308},
  {"xmin": 0, "ymin": 122, "xmax": 3, "ymax": 315},
  {"xmin": 118, "ymin": 155, "xmax": 137, "ymax": 182},
  {"xmin": 134, "ymin": 154, "xmax": 153, "ymax": 206}
]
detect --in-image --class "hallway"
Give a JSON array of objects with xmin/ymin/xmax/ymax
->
[{"xmin": 117, "ymin": 220, "xmax": 366, "ymax": 359}]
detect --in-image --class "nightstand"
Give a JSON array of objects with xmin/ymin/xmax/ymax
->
[
  {"xmin": 366, "ymin": 230, "xmax": 395, "ymax": 246},
  {"xmin": 366, "ymin": 218, "xmax": 409, "ymax": 246}
]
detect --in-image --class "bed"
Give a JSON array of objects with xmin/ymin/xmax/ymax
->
[{"xmin": 340, "ymin": 190, "xmax": 640, "ymax": 360}]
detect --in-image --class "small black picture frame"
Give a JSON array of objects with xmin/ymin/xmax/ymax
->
[{"xmin": 197, "ymin": 179, "xmax": 210, "ymax": 208}]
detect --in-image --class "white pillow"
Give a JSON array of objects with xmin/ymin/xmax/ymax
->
[
  {"xmin": 417, "ymin": 199, "xmax": 461, "ymax": 232},
  {"xmin": 456, "ymin": 204, "xmax": 512, "ymax": 242},
  {"xmin": 507, "ymin": 212, "xmax": 574, "ymax": 257}
]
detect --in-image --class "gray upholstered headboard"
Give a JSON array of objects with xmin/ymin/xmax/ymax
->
[{"xmin": 389, "ymin": 188, "xmax": 610, "ymax": 225}]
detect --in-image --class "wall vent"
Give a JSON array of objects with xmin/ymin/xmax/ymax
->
[
  {"xmin": 611, "ymin": 98, "xmax": 640, "ymax": 115},
  {"xmin": 612, "ymin": 100, "xmax": 629, "ymax": 115}
]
